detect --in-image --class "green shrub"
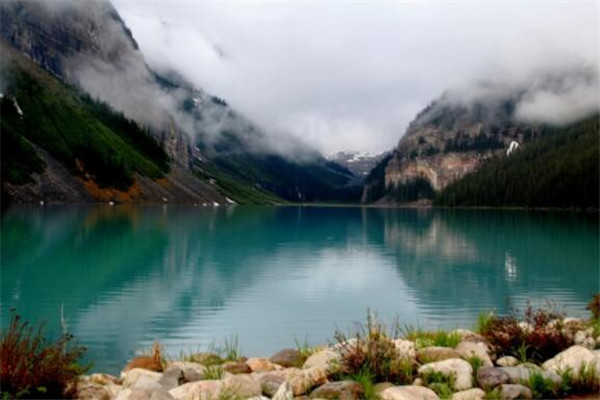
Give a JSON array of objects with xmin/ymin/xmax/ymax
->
[
  {"xmin": 421, "ymin": 370, "xmax": 456, "ymax": 399},
  {"xmin": 0, "ymin": 310, "xmax": 89, "ymax": 399}
]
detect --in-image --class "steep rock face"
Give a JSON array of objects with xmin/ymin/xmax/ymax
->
[{"xmin": 363, "ymin": 93, "xmax": 539, "ymax": 204}]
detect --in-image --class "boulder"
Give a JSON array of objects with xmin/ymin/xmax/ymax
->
[
  {"xmin": 116, "ymin": 386, "xmax": 174, "ymax": 400},
  {"xmin": 455, "ymin": 341, "xmax": 493, "ymax": 367},
  {"xmin": 393, "ymin": 339, "xmax": 417, "ymax": 360},
  {"xmin": 452, "ymin": 329, "xmax": 485, "ymax": 343},
  {"xmin": 284, "ymin": 367, "xmax": 328, "ymax": 396},
  {"xmin": 417, "ymin": 347, "xmax": 462, "ymax": 363},
  {"xmin": 574, "ymin": 328, "xmax": 596, "ymax": 350},
  {"xmin": 500, "ymin": 366, "xmax": 561, "ymax": 384},
  {"xmin": 166, "ymin": 361, "xmax": 206, "ymax": 382},
  {"xmin": 247, "ymin": 357, "xmax": 282, "ymax": 372},
  {"xmin": 309, "ymin": 381, "xmax": 364, "ymax": 400},
  {"xmin": 222, "ymin": 374, "xmax": 262, "ymax": 398},
  {"xmin": 476, "ymin": 367, "xmax": 511, "ymax": 389},
  {"xmin": 271, "ymin": 348, "xmax": 303, "ymax": 368},
  {"xmin": 495, "ymin": 356, "xmax": 519, "ymax": 367},
  {"xmin": 253, "ymin": 371, "xmax": 286, "ymax": 396},
  {"xmin": 498, "ymin": 384, "xmax": 532, "ymax": 400},
  {"xmin": 451, "ymin": 388, "xmax": 485, "ymax": 400},
  {"xmin": 121, "ymin": 368, "xmax": 162, "ymax": 389},
  {"xmin": 380, "ymin": 385, "xmax": 439, "ymax": 400},
  {"xmin": 158, "ymin": 366, "xmax": 184, "ymax": 390},
  {"xmin": 302, "ymin": 350, "xmax": 340, "ymax": 373},
  {"xmin": 373, "ymin": 382, "xmax": 395, "ymax": 395},
  {"xmin": 418, "ymin": 358, "xmax": 473, "ymax": 390},
  {"xmin": 169, "ymin": 380, "xmax": 223, "ymax": 400},
  {"xmin": 542, "ymin": 345, "xmax": 600, "ymax": 374},
  {"xmin": 77, "ymin": 383, "xmax": 113, "ymax": 400},
  {"xmin": 329, "ymin": 338, "xmax": 358, "ymax": 354},
  {"xmin": 87, "ymin": 373, "xmax": 120, "ymax": 386},
  {"xmin": 222, "ymin": 361, "xmax": 252, "ymax": 374},
  {"xmin": 272, "ymin": 381, "xmax": 294, "ymax": 400}
]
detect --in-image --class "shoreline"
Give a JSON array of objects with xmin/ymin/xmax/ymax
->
[{"xmin": 70, "ymin": 310, "xmax": 600, "ymax": 400}]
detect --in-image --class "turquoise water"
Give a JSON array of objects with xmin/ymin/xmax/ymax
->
[{"xmin": 1, "ymin": 205, "xmax": 598, "ymax": 374}]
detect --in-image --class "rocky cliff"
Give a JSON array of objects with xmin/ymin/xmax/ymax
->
[{"xmin": 363, "ymin": 92, "xmax": 540, "ymax": 204}]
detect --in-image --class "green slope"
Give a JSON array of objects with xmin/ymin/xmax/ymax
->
[
  {"xmin": 1, "ymin": 44, "xmax": 170, "ymax": 192},
  {"xmin": 435, "ymin": 116, "xmax": 599, "ymax": 209}
]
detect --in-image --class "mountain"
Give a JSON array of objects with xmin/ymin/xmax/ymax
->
[
  {"xmin": 0, "ymin": 0, "xmax": 358, "ymax": 205},
  {"xmin": 362, "ymin": 77, "xmax": 599, "ymax": 208},
  {"xmin": 327, "ymin": 151, "xmax": 388, "ymax": 179},
  {"xmin": 435, "ymin": 116, "xmax": 599, "ymax": 209}
]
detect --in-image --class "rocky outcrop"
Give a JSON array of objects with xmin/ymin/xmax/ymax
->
[{"xmin": 362, "ymin": 92, "xmax": 539, "ymax": 204}]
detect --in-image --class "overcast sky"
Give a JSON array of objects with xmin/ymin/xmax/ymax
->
[{"xmin": 113, "ymin": 1, "xmax": 599, "ymax": 154}]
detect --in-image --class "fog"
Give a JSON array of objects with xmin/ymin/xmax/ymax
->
[{"xmin": 113, "ymin": 1, "xmax": 598, "ymax": 153}]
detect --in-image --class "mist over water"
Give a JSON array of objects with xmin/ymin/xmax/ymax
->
[{"xmin": 1, "ymin": 205, "xmax": 597, "ymax": 374}]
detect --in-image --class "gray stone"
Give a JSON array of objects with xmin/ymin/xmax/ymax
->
[
  {"xmin": 271, "ymin": 348, "xmax": 303, "ymax": 368},
  {"xmin": 455, "ymin": 341, "xmax": 493, "ymax": 367},
  {"xmin": 272, "ymin": 381, "xmax": 294, "ymax": 400},
  {"xmin": 418, "ymin": 358, "xmax": 473, "ymax": 390},
  {"xmin": 393, "ymin": 339, "xmax": 417, "ymax": 360},
  {"xmin": 498, "ymin": 384, "xmax": 532, "ymax": 400},
  {"xmin": 451, "ymin": 388, "xmax": 485, "ymax": 400},
  {"xmin": 158, "ymin": 366, "xmax": 184, "ymax": 390},
  {"xmin": 309, "ymin": 381, "xmax": 364, "ymax": 400},
  {"xmin": 380, "ymin": 385, "xmax": 440, "ymax": 400},
  {"xmin": 254, "ymin": 371, "xmax": 286, "ymax": 396},
  {"xmin": 166, "ymin": 361, "xmax": 206, "ymax": 383},
  {"xmin": 496, "ymin": 356, "xmax": 519, "ymax": 367},
  {"xmin": 222, "ymin": 374, "xmax": 262, "ymax": 398},
  {"xmin": 542, "ymin": 345, "xmax": 600, "ymax": 375},
  {"xmin": 417, "ymin": 346, "xmax": 462, "ymax": 363},
  {"xmin": 169, "ymin": 380, "xmax": 223, "ymax": 400},
  {"xmin": 500, "ymin": 366, "xmax": 561, "ymax": 384},
  {"xmin": 284, "ymin": 367, "xmax": 328, "ymax": 396},
  {"xmin": 476, "ymin": 367, "xmax": 511, "ymax": 389},
  {"xmin": 122, "ymin": 368, "xmax": 163, "ymax": 389},
  {"xmin": 302, "ymin": 350, "xmax": 340, "ymax": 373}
]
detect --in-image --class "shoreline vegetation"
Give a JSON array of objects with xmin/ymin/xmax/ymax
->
[{"xmin": 2, "ymin": 298, "xmax": 600, "ymax": 400}]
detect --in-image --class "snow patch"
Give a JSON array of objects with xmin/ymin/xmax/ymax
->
[
  {"xmin": 225, "ymin": 197, "xmax": 236, "ymax": 204},
  {"xmin": 213, "ymin": 202, "xmax": 220, "ymax": 207},
  {"xmin": 506, "ymin": 141, "xmax": 519, "ymax": 156},
  {"xmin": 12, "ymin": 97, "xmax": 23, "ymax": 118}
]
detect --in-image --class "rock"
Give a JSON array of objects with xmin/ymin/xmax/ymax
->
[
  {"xmin": 222, "ymin": 374, "xmax": 262, "ymax": 398},
  {"xmin": 302, "ymin": 350, "xmax": 340, "ymax": 373},
  {"xmin": 329, "ymin": 338, "xmax": 358, "ymax": 354},
  {"xmin": 272, "ymin": 381, "xmax": 294, "ymax": 400},
  {"xmin": 254, "ymin": 371, "xmax": 287, "ymax": 396},
  {"xmin": 412, "ymin": 378, "xmax": 423, "ymax": 386},
  {"xmin": 87, "ymin": 373, "xmax": 120, "ymax": 386},
  {"xmin": 418, "ymin": 358, "xmax": 473, "ymax": 390},
  {"xmin": 452, "ymin": 329, "xmax": 484, "ymax": 342},
  {"xmin": 455, "ymin": 341, "xmax": 493, "ymax": 367},
  {"xmin": 121, "ymin": 368, "xmax": 163, "ymax": 389},
  {"xmin": 498, "ymin": 384, "xmax": 532, "ymax": 400},
  {"xmin": 247, "ymin": 397, "xmax": 270, "ymax": 400},
  {"xmin": 417, "ymin": 347, "xmax": 462, "ymax": 363},
  {"xmin": 500, "ymin": 366, "xmax": 561, "ymax": 384},
  {"xmin": 166, "ymin": 361, "xmax": 206, "ymax": 382},
  {"xmin": 309, "ymin": 381, "xmax": 364, "ymax": 400},
  {"xmin": 373, "ymin": 382, "xmax": 395, "ymax": 395},
  {"xmin": 271, "ymin": 348, "xmax": 303, "ymax": 368},
  {"xmin": 542, "ymin": 345, "xmax": 600, "ymax": 374},
  {"xmin": 222, "ymin": 361, "xmax": 252, "ymax": 374},
  {"xmin": 158, "ymin": 366, "xmax": 184, "ymax": 390},
  {"xmin": 116, "ymin": 386, "xmax": 174, "ymax": 400},
  {"xmin": 380, "ymin": 385, "xmax": 439, "ymax": 400},
  {"xmin": 169, "ymin": 380, "xmax": 223, "ymax": 400},
  {"xmin": 496, "ymin": 356, "xmax": 519, "ymax": 367},
  {"xmin": 393, "ymin": 339, "xmax": 417, "ymax": 360},
  {"xmin": 451, "ymin": 388, "xmax": 485, "ymax": 400},
  {"xmin": 189, "ymin": 352, "xmax": 223, "ymax": 366},
  {"xmin": 574, "ymin": 328, "xmax": 596, "ymax": 350},
  {"xmin": 284, "ymin": 367, "xmax": 328, "ymax": 396},
  {"xmin": 77, "ymin": 383, "xmax": 113, "ymax": 400},
  {"xmin": 247, "ymin": 357, "xmax": 282, "ymax": 372},
  {"xmin": 476, "ymin": 367, "xmax": 511, "ymax": 389}
]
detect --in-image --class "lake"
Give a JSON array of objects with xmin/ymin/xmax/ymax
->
[{"xmin": 1, "ymin": 205, "xmax": 598, "ymax": 374}]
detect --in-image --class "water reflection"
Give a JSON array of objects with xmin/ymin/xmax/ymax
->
[{"xmin": 1, "ymin": 205, "xmax": 597, "ymax": 373}]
